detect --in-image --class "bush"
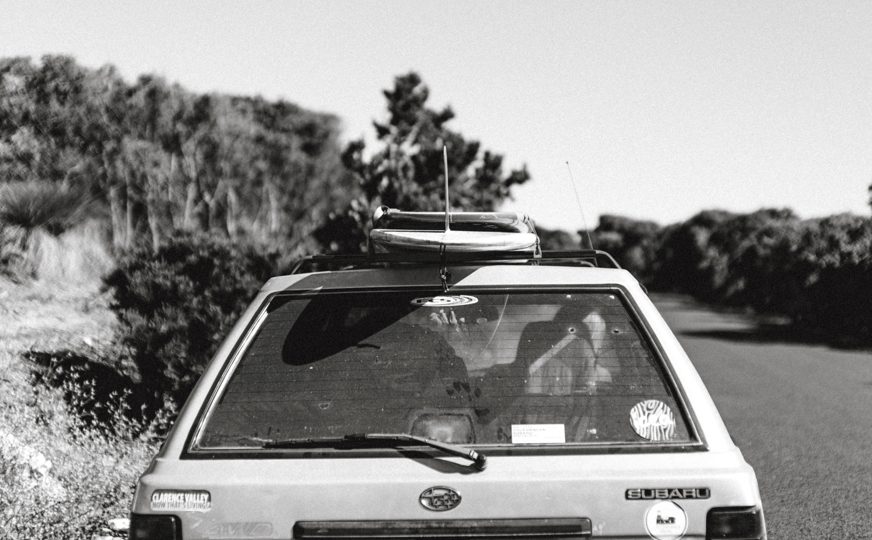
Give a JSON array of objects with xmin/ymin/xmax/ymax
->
[
  {"xmin": 592, "ymin": 215, "xmax": 661, "ymax": 285},
  {"xmin": 788, "ymin": 215, "xmax": 872, "ymax": 344},
  {"xmin": 0, "ymin": 379, "xmax": 162, "ymax": 540},
  {"xmin": 703, "ymin": 208, "xmax": 801, "ymax": 307},
  {"xmin": 537, "ymin": 226, "xmax": 581, "ymax": 251},
  {"xmin": 651, "ymin": 208, "xmax": 872, "ymax": 346},
  {"xmin": 0, "ymin": 180, "xmax": 94, "ymax": 235},
  {"xmin": 25, "ymin": 349, "xmax": 149, "ymax": 432},
  {"xmin": 104, "ymin": 235, "xmax": 281, "ymax": 411},
  {"xmin": 652, "ymin": 209, "xmax": 736, "ymax": 297}
]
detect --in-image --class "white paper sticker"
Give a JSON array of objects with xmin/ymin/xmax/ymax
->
[
  {"xmin": 150, "ymin": 490, "xmax": 212, "ymax": 512},
  {"xmin": 511, "ymin": 424, "xmax": 566, "ymax": 444},
  {"xmin": 645, "ymin": 500, "xmax": 687, "ymax": 540},
  {"xmin": 629, "ymin": 400, "xmax": 677, "ymax": 442}
]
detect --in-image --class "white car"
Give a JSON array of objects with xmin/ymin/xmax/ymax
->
[{"xmin": 129, "ymin": 208, "xmax": 765, "ymax": 540}]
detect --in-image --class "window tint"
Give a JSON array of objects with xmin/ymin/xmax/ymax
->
[{"xmin": 196, "ymin": 291, "xmax": 692, "ymax": 449}]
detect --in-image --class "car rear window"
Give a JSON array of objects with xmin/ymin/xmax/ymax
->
[{"xmin": 194, "ymin": 290, "xmax": 693, "ymax": 450}]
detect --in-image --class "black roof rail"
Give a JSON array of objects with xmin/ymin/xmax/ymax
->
[{"xmin": 290, "ymin": 249, "xmax": 620, "ymax": 275}]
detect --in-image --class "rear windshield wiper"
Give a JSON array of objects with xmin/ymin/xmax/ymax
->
[{"xmin": 262, "ymin": 433, "xmax": 487, "ymax": 471}]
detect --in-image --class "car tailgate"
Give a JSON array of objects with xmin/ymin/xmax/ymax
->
[{"xmin": 133, "ymin": 448, "xmax": 760, "ymax": 539}]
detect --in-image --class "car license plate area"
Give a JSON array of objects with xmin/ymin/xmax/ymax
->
[{"xmin": 292, "ymin": 518, "xmax": 592, "ymax": 539}]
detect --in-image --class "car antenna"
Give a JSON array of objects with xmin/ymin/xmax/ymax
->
[
  {"xmin": 440, "ymin": 144, "xmax": 451, "ymax": 292},
  {"xmin": 443, "ymin": 145, "xmax": 451, "ymax": 233},
  {"xmin": 565, "ymin": 161, "xmax": 595, "ymax": 251}
]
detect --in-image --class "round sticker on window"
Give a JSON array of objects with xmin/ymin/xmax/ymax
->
[
  {"xmin": 630, "ymin": 400, "xmax": 676, "ymax": 442},
  {"xmin": 410, "ymin": 295, "xmax": 478, "ymax": 307},
  {"xmin": 644, "ymin": 500, "xmax": 687, "ymax": 540}
]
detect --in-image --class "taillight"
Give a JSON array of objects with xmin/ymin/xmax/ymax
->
[
  {"xmin": 128, "ymin": 513, "xmax": 181, "ymax": 540},
  {"xmin": 706, "ymin": 506, "xmax": 765, "ymax": 539}
]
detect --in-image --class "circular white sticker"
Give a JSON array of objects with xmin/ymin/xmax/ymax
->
[
  {"xmin": 410, "ymin": 295, "xmax": 478, "ymax": 307},
  {"xmin": 629, "ymin": 400, "xmax": 677, "ymax": 442},
  {"xmin": 644, "ymin": 501, "xmax": 687, "ymax": 540}
]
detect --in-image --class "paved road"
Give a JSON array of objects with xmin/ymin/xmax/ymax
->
[{"xmin": 652, "ymin": 294, "xmax": 872, "ymax": 539}]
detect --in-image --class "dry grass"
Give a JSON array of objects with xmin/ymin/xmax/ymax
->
[
  {"xmin": 0, "ymin": 181, "xmax": 94, "ymax": 236},
  {"xmin": 0, "ymin": 235, "xmax": 158, "ymax": 539},
  {"xmin": 0, "ymin": 382, "xmax": 161, "ymax": 539},
  {"xmin": 2, "ymin": 219, "xmax": 114, "ymax": 284}
]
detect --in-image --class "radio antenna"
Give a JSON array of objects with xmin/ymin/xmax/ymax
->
[
  {"xmin": 566, "ymin": 161, "xmax": 595, "ymax": 250},
  {"xmin": 443, "ymin": 145, "xmax": 451, "ymax": 232}
]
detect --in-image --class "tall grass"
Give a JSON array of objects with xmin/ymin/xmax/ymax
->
[
  {"xmin": 27, "ymin": 220, "xmax": 114, "ymax": 285},
  {"xmin": 0, "ymin": 180, "xmax": 111, "ymax": 284},
  {"xmin": 0, "ymin": 181, "xmax": 93, "ymax": 235},
  {"xmin": 0, "ymin": 225, "xmax": 29, "ymax": 279},
  {"xmin": 0, "ymin": 220, "xmax": 114, "ymax": 284},
  {"xmin": 0, "ymin": 379, "xmax": 163, "ymax": 539}
]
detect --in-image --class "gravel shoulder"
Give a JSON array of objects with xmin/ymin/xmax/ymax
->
[{"xmin": 0, "ymin": 277, "xmax": 116, "ymax": 404}]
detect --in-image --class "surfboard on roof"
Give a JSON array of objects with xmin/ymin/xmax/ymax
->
[{"xmin": 369, "ymin": 206, "xmax": 540, "ymax": 254}]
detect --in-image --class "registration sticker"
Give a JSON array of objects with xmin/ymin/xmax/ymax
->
[
  {"xmin": 150, "ymin": 490, "xmax": 212, "ymax": 512},
  {"xmin": 644, "ymin": 500, "xmax": 687, "ymax": 540},
  {"xmin": 511, "ymin": 424, "xmax": 566, "ymax": 444},
  {"xmin": 629, "ymin": 400, "xmax": 676, "ymax": 442}
]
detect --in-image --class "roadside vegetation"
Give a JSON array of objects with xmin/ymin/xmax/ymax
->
[
  {"xmin": 0, "ymin": 54, "xmax": 869, "ymax": 538},
  {"xmin": 587, "ymin": 209, "xmax": 872, "ymax": 347}
]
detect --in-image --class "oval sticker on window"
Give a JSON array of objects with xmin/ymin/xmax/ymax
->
[
  {"xmin": 410, "ymin": 295, "xmax": 478, "ymax": 307},
  {"xmin": 630, "ymin": 400, "xmax": 676, "ymax": 442}
]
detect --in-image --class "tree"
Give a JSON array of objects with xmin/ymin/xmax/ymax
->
[
  {"xmin": 592, "ymin": 215, "xmax": 661, "ymax": 285},
  {"xmin": 653, "ymin": 209, "xmax": 736, "ymax": 297},
  {"xmin": 316, "ymin": 72, "xmax": 530, "ymax": 252}
]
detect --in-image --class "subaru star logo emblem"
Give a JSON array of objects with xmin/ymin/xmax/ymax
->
[{"xmin": 419, "ymin": 486, "xmax": 461, "ymax": 511}]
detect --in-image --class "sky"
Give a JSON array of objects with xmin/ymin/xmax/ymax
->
[{"xmin": 1, "ymin": 0, "xmax": 871, "ymax": 230}]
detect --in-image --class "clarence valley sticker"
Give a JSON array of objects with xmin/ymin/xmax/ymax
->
[
  {"xmin": 150, "ymin": 490, "xmax": 212, "ymax": 512},
  {"xmin": 629, "ymin": 400, "xmax": 677, "ymax": 442},
  {"xmin": 644, "ymin": 500, "xmax": 687, "ymax": 540}
]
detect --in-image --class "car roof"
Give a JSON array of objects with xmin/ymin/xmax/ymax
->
[{"xmin": 262, "ymin": 264, "xmax": 643, "ymax": 294}]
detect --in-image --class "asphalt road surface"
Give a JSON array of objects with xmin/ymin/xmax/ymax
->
[{"xmin": 652, "ymin": 294, "xmax": 872, "ymax": 539}]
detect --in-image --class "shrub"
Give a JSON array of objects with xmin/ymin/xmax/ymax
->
[
  {"xmin": 24, "ymin": 349, "xmax": 149, "ymax": 432},
  {"xmin": 652, "ymin": 208, "xmax": 872, "ymax": 346},
  {"xmin": 537, "ymin": 226, "xmax": 581, "ymax": 251},
  {"xmin": 705, "ymin": 208, "xmax": 802, "ymax": 307},
  {"xmin": 592, "ymin": 215, "xmax": 661, "ymax": 285},
  {"xmin": 0, "ymin": 379, "xmax": 162, "ymax": 540},
  {"xmin": 0, "ymin": 180, "xmax": 94, "ymax": 235},
  {"xmin": 652, "ymin": 209, "xmax": 736, "ymax": 297},
  {"xmin": 788, "ymin": 215, "xmax": 872, "ymax": 344},
  {"xmin": 104, "ymin": 235, "xmax": 280, "ymax": 411}
]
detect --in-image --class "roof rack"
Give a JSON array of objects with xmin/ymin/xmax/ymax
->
[{"xmin": 290, "ymin": 249, "xmax": 620, "ymax": 275}]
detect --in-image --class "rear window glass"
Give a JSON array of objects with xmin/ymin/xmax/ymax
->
[{"xmin": 195, "ymin": 290, "xmax": 692, "ymax": 450}]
